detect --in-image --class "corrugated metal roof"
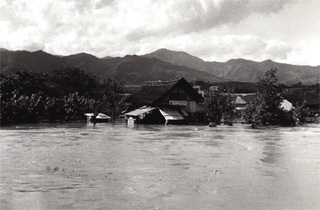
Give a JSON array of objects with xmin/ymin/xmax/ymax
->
[
  {"xmin": 84, "ymin": 113, "xmax": 111, "ymax": 119},
  {"xmin": 96, "ymin": 113, "xmax": 111, "ymax": 119},
  {"xmin": 159, "ymin": 108, "xmax": 184, "ymax": 120},
  {"xmin": 124, "ymin": 106, "xmax": 156, "ymax": 116}
]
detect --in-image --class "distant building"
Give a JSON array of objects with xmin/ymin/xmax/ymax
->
[
  {"xmin": 232, "ymin": 93, "xmax": 256, "ymax": 111},
  {"xmin": 193, "ymin": 85, "xmax": 205, "ymax": 97},
  {"xmin": 232, "ymin": 93, "xmax": 293, "ymax": 112},
  {"xmin": 124, "ymin": 78, "xmax": 206, "ymax": 124},
  {"xmin": 280, "ymin": 99, "xmax": 293, "ymax": 111},
  {"xmin": 209, "ymin": 86, "xmax": 219, "ymax": 91}
]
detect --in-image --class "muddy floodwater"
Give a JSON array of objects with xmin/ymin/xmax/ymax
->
[{"xmin": 0, "ymin": 123, "xmax": 319, "ymax": 210}]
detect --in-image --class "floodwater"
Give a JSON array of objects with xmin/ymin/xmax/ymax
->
[{"xmin": 0, "ymin": 123, "xmax": 319, "ymax": 210}]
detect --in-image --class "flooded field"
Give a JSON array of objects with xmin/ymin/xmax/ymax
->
[{"xmin": 0, "ymin": 123, "xmax": 319, "ymax": 210}]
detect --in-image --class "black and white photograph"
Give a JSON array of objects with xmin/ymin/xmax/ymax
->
[{"xmin": 0, "ymin": 0, "xmax": 319, "ymax": 209}]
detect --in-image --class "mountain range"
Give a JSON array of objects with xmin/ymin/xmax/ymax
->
[
  {"xmin": 144, "ymin": 49, "xmax": 319, "ymax": 85},
  {"xmin": 1, "ymin": 48, "xmax": 319, "ymax": 85}
]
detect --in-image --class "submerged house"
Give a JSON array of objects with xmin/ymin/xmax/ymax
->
[
  {"xmin": 124, "ymin": 78, "xmax": 206, "ymax": 124},
  {"xmin": 233, "ymin": 93, "xmax": 257, "ymax": 111},
  {"xmin": 233, "ymin": 93, "xmax": 293, "ymax": 111}
]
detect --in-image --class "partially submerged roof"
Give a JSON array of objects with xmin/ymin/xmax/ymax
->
[
  {"xmin": 124, "ymin": 106, "xmax": 185, "ymax": 121},
  {"xmin": 280, "ymin": 99, "xmax": 293, "ymax": 111},
  {"xmin": 124, "ymin": 106, "xmax": 156, "ymax": 117},
  {"xmin": 159, "ymin": 108, "xmax": 184, "ymax": 120},
  {"xmin": 84, "ymin": 113, "xmax": 111, "ymax": 119},
  {"xmin": 125, "ymin": 78, "xmax": 203, "ymax": 106}
]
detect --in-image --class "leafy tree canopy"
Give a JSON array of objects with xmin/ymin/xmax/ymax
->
[
  {"xmin": 204, "ymin": 88, "xmax": 236, "ymax": 125},
  {"xmin": 243, "ymin": 68, "xmax": 309, "ymax": 127},
  {"xmin": 1, "ymin": 67, "xmax": 124, "ymax": 124}
]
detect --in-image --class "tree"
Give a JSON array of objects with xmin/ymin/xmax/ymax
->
[
  {"xmin": 293, "ymin": 101, "xmax": 310, "ymax": 124},
  {"xmin": 1, "ymin": 72, "xmax": 50, "ymax": 124},
  {"xmin": 51, "ymin": 66, "xmax": 98, "ymax": 97},
  {"xmin": 1, "ymin": 93, "xmax": 44, "ymax": 123},
  {"xmin": 95, "ymin": 79, "xmax": 124, "ymax": 121},
  {"xmin": 63, "ymin": 93, "xmax": 92, "ymax": 122},
  {"xmin": 204, "ymin": 89, "xmax": 236, "ymax": 125},
  {"xmin": 0, "ymin": 71, "xmax": 50, "ymax": 100},
  {"xmin": 1, "ymin": 69, "xmax": 125, "ymax": 124},
  {"xmin": 244, "ymin": 68, "xmax": 284, "ymax": 127}
]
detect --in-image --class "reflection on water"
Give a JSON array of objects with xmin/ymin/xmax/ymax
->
[{"xmin": 0, "ymin": 123, "xmax": 319, "ymax": 210}]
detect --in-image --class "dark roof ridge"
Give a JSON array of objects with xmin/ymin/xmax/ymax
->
[
  {"xmin": 126, "ymin": 78, "xmax": 203, "ymax": 107},
  {"xmin": 154, "ymin": 78, "xmax": 202, "ymax": 103}
]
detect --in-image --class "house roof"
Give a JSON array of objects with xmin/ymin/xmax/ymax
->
[
  {"xmin": 222, "ymin": 93, "xmax": 256, "ymax": 105},
  {"xmin": 84, "ymin": 113, "xmax": 111, "ymax": 119},
  {"xmin": 234, "ymin": 96, "xmax": 247, "ymax": 105},
  {"xmin": 124, "ymin": 106, "xmax": 156, "ymax": 117},
  {"xmin": 280, "ymin": 99, "xmax": 293, "ymax": 111},
  {"xmin": 159, "ymin": 108, "xmax": 184, "ymax": 120},
  {"xmin": 126, "ymin": 78, "xmax": 203, "ymax": 107}
]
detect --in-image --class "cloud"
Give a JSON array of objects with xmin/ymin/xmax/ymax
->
[
  {"xmin": 136, "ymin": 33, "xmax": 295, "ymax": 63},
  {"xmin": 0, "ymin": 0, "xmax": 318, "ymax": 65},
  {"xmin": 1, "ymin": 0, "xmax": 294, "ymax": 44},
  {"xmin": 125, "ymin": 0, "xmax": 295, "ymax": 41},
  {"xmin": 285, "ymin": 40, "xmax": 320, "ymax": 66},
  {"xmin": 265, "ymin": 40, "xmax": 292, "ymax": 60}
]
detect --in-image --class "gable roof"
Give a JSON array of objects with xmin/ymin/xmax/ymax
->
[
  {"xmin": 221, "ymin": 93, "xmax": 256, "ymax": 104},
  {"xmin": 126, "ymin": 78, "xmax": 203, "ymax": 107},
  {"xmin": 124, "ymin": 106, "xmax": 156, "ymax": 117},
  {"xmin": 234, "ymin": 96, "xmax": 247, "ymax": 105}
]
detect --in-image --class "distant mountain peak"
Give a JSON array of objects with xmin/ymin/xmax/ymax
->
[
  {"xmin": 156, "ymin": 48, "xmax": 170, "ymax": 52},
  {"xmin": 149, "ymin": 48, "xmax": 200, "ymax": 57},
  {"xmin": 66, "ymin": 52, "xmax": 99, "ymax": 59},
  {"xmin": 69, "ymin": 52, "xmax": 93, "ymax": 56},
  {"xmin": 143, "ymin": 48, "xmax": 206, "ymax": 71},
  {"xmin": 226, "ymin": 58, "xmax": 252, "ymax": 63},
  {"xmin": 33, "ymin": 50, "xmax": 53, "ymax": 56}
]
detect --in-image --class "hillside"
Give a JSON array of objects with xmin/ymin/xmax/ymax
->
[
  {"xmin": 1, "ymin": 50, "xmax": 62, "ymax": 73},
  {"xmin": 2, "ymin": 49, "xmax": 318, "ymax": 85},
  {"xmin": 144, "ymin": 49, "xmax": 320, "ymax": 85},
  {"xmin": 0, "ymin": 50, "xmax": 229, "ymax": 85},
  {"xmin": 103, "ymin": 55, "xmax": 230, "ymax": 84}
]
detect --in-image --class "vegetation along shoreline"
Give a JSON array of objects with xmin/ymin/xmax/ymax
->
[{"xmin": 1, "ymin": 66, "xmax": 319, "ymax": 127}]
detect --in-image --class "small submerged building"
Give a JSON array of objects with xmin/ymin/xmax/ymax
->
[
  {"xmin": 124, "ymin": 78, "xmax": 206, "ymax": 124},
  {"xmin": 233, "ymin": 93, "xmax": 294, "ymax": 112},
  {"xmin": 233, "ymin": 93, "xmax": 257, "ymax": 111}
]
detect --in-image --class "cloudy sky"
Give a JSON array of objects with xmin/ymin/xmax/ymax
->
[{"xmin": 1, "ymin": 0, "xmax": 319, "ymax": 65}]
